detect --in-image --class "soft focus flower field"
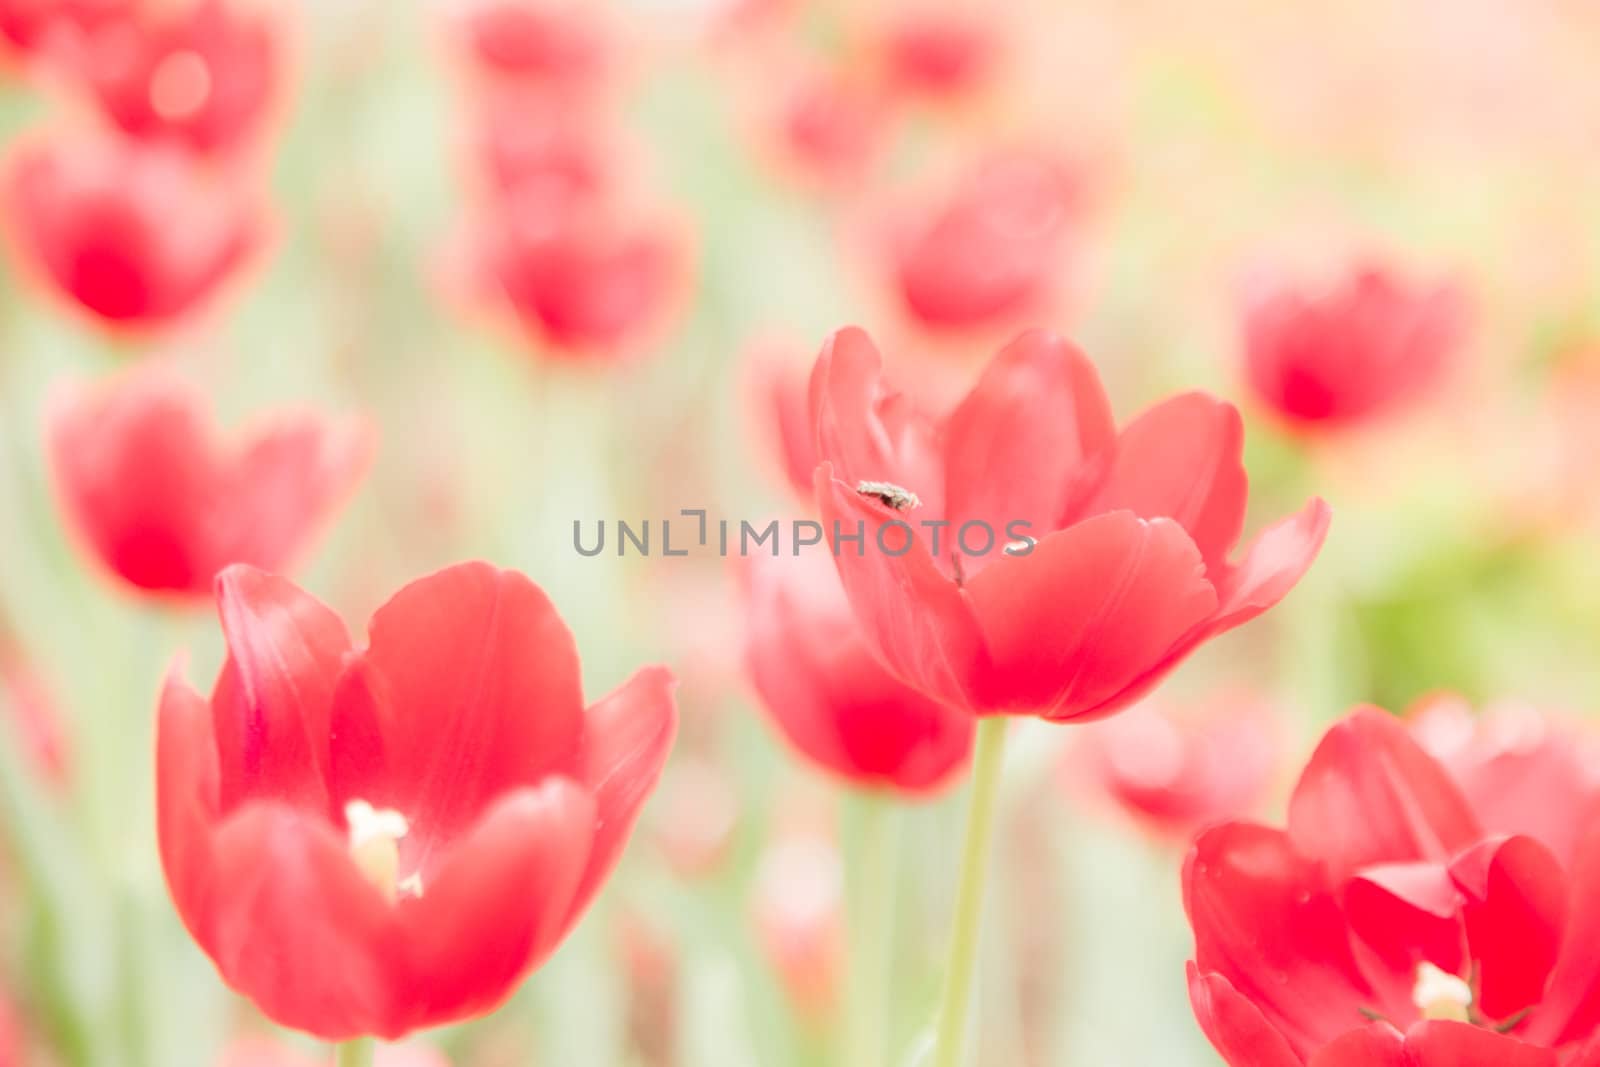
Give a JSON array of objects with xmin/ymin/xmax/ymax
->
[{"xmin": 0, "ymin": 1, "xmax": 1597, "ymax": 1065}]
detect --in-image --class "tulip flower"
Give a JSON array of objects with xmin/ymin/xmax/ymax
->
[
  {"xmin": 885, "ymin": 153, "xmax": 1081, "ymax": 333},
  {"xmin": 810, "ymin": 326, "xmax": 1329, "ymax": 722},
  {"xmin": 1409, "ymin": 694, "xmax": 1600, "ymax": 867},
  {"xmin": 0, "ymin": 129, "xmax": 266, "ymax": 331},
  {"xmin": 450, "ymin": 0, "xmax": 612, "ymax": 96},
  {"xmin": 1066, "ymin": 693, "xmax": 1278, "ymax": 841},
  {"xmin": 742, "ymin": 548, "xmax": 972, "ymax": 795},
  {"xmin": 472, "ymin": 101, "xmax": 614, "ymax": 204},
  {"xmin": 1187, "ymin": 706, "xmax": 1600, "ymax": 1066},
  {"xmin": 476, "ymin": 195, "xmax": 689, "ymax": 361},
  {"xmin": 81, "ymin": 0, "xmax": 287, "ymax": 158},
  {"xmin": 761, "ymin": 64, "xmax": 891, "ymax": 191},
  {"xmin": 871, "ymin": 9, "xmax": 996, "ymax": 103},
  {"xmin": 1242, "ymin": 261, "xmax": 1468, "ymax": 432},
  {"xmin": 46, "ymin": 369, "xmax": 373, "ymax": 599},
  {"xmin": 0, "ymin": 0, "xmax": 129, "ymax": 69},
  {"xmin": 157, "ymin": 562, "xmax": 679, "ymax": 1040}
]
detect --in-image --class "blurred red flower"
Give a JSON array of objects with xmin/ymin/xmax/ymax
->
[
  {"xmin": 810, "ymin": 326, "xmax": 1328, "ymax": 721},
  {"xmin": 0, "ymin": 0, "xmax": 129, "ymax": 70},
  {"xmin": 765, "ymin": 64, "xmax": 890, "ymax": 191},
  {"xmin": 873, "ymin": 9, "xmax": 995, "ymax": 103},
  {"xmin": 46, "ymin": 370, "xmax": 373, "ymax": 599},
  {"xmin": 741, "ymin": 548, "xmax": 973, "ymax": 795},
  {"xmin": 752, "ymin": 827, "xmax": 844, "ymax": 1023},
  {"xmin": 80, "ymin": 0, "xmax": 287, "ymax": 158},
  {"xmin": 886, "ymin": 152, "xmax": 1082, "ymax": 333},
  {"xmin": 1187, "ymin": 707, "xmax": 1600, "ymax": 1066},
  {"xmin": 157, "ymin": 563, "xmax": 679, "ymax": 1040},
  {"xmin": 0, "ymin": 129, "xmax": 265, "ymax": 330},
  {"xmin": 1409, "ymin": 694, "xmax": 1600, "ymax": 868},
  {"xmin": 478, "ymin": 197, "xmax": 690, "ymax": 361},
  {"xmin": 450, "ymin": 0, "xmax": 612, "ymax": 96},
  {"xmin": 1243, "ymin": 262, "xmax": 1468, "ymax": 432},
  {"xmin": 1065, "ymin": 692, "xmax": 1278, "ymax": 841},
  {"xmin": 472, "ymin": 100, "xmax": 615, "ymax": 204}
]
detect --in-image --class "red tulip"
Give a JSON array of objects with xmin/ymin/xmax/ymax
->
[
  {"xmin": 0, "ymin": 0, "xmax": 129, "ymax": 69},
  {"xmin": 810, "ymin": 326, "xmax": 1328, "ymax": 721},
  {"xmin": 80, "ymin": 0, "xmax": 287, "ymax": 158},
  {"xmin": 477, "ymin": 195, "xmax": 689, "ymax": 362},
  {"xmin": 0, "ymin": 129, "xmax": 265, "ymax": 330},
  {"xmin": 763, "ymin": 64, "xmax": 890, "ymax": 191},
  {"xmin": 473, "ymin": 101, "xmax": 615, "ymax": 204},
  {"xmin": 157, "ymin": 562, "xmax": 679, "ymax": 1040},
  {"xmin": 1186, "ymin": 706, "xmax": 1600, "ymax": 1066},
  {"xmin": 742, "ymin": 548, "xmax": 973, "ymax": 795},
  {"xmin": 873, "ymin": 9, "xmax": 995, "ymax": 102},
  {"xmin": 46, "ymin": 369, "xmax": 373, "ymax": 599},
  {"xmin": 1066, "ymin": 692, "xmax": 1278, "ymax": 841},
  {"xmin": 1243, "ymin": 262, "xmax": 1467, "ymax": 432},
  {"xmin": 451, "ymin": 0, "xmax": 612, "ymax": 95},
  {"xmin": 1409, "ymin": 694, "xmax": 1600, "ymax": 868},
  {"xmin": 887, "ymin": 152, "xmax": 1081, "ymax": 332}
]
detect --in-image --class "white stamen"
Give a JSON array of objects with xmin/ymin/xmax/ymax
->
[
  {"xmin": 1412, "ymin": 962, "xmax": 1473, "ymax": 1022},
  {"xmin": 345, "ymin": 799, "xmax": 420, "ymax": 902}
]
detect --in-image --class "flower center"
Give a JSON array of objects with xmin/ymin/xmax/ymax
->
[
  {"xmin": 149, "ymin": 50, "xmax": 212, "ymax": 121},
  {"xmin": 1412, "ymin": 961, "xmax": 1473, "ymax": 1023},
  {"xmin": 345, "ymin": 799, "xmax": 423, "ymax": 903}
]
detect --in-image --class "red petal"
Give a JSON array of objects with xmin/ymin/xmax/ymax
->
[
  {"xmin": 1211, "ymin": 497, "xmax": 1331, "ymax": 625},
  {"xmin": 1521, "ymin": 827, "xmax": 1600, "ymax": 1047},
  {"xmin": 329, "ymin": 563, "xmax": 586, "ymax": 859},
  {"xmin": 156, "ymin": 663, "xmax": 221, "ymax": 940},
  {"xmin": 391, "ymin": 780, "xmax": 595, "ymax": 1038},
  {"xmin": 1401, "ymin": 1020, "xmax": 1557, "ymax": 1067},
  {"xmin": 1088, "ymin": 392, "xmax": 1247, "ymax": 572},
  {"xmin": 1287, "ymin": 707, "xmax": 1481, "ymax": 880},
  {"xmin": 963, "ymin": 512, "xmax": 1216, "ymax": 720},
  {"xmin": 808, "ymin": 327, "xmax": 945, "ymax": 519},
  {"xmin": 1343, "ymin": 862, "xmax": 1465, "ymax": 989},
  {"xmin": 941, "ymin": 329, "xmax": 1114, "ymax": 542},
  {"xmin": 1449, "ymin": 835, "xmax": 1566, "ymax": 1022},
  {"xmin": 815, "ymin": 465, "xmax": 987, "ymax": 711},
  {"xmin": 1187, "ymin": 963, "xmax": 1303, "ymax": 1067},
  {"xmin": 213, "ymin": 565, "xmax": 353, "ymax": 812},
  {"xmin": 1185, "ymin": 822, "xmax": 1379, "ymax": 1058},
  {"xmin": 224, "ymin": 412, "xmax": 375, "ymax": 576},
  {"xmin": 198, "ymin": 803, "xmax": 394, "ymax": 1040},
  {"xmin": 742, "ymin": 550, "xmax": 972, "ymax": 794},
  {"xmin": 1306, "ymin": 1024, "xmax": 1406, "ymax": 1067},
  {"xmin": 567, "ymin": 665, "xmax": 678, "ymax": 929},
  {"xmin": 46, "ymin": 372, "xmax": 220, "ymax": 594}
]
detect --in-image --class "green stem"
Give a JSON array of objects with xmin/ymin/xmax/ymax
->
[
  {"xmin": 932, "ymin": 717, "xmax": 1009, "ymax": 1067},
  {"xmin": 844, "ymin": 793, "xmax": 900, "ymax": 1067},
  {"xmin": 335, "ymin": 1038, "xmax": 376, "ymax": 1067}
]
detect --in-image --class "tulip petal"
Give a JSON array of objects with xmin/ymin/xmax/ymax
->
[
  {"xmin": 1343, "ymin": 862, "xmax": 1465, "ymax": 986},
  {"xmin": 333, "ymin": 563, "xmax": 586, "ymax": 861},
  {"xmin": 1287, "ymin": 707, "xmax": 1480, "ymax": 880},
  {"xmin": 1306, "ymin": 1023, "xmax": 1406, "ymax": 1067},
  {"xmin": 156, "ymin": 664, "xmax": 222, "ymax": 940},
  {"xmin": 1186, "ymin": 963, "xmax": 1303, "ymax": 1067},
  {"xmin": 941, "ymin": 329, "xmax": 1114, "ymax": 541},
  {"xmin": 225, "ymin": 412, "xmax": 375, "ymax": 575},
  {"xmin": 1400, "ymin": 1020, "xmax": 1557, "ymax": 1067},
  {"xmin": 46, "ymin": 373, "xmax": 219, "ymax": 593},
  {"xmin": 1211, "ymin": 497, "xmax": 1331, "ymax": 625},
  {"xmin": 1089, "ymin": 392, "xmax": 1246, "ymax": 571},
  {"xmin": 1185, "ymin": 822, "xmax": 1379, "ymax": 1058},
  {"xmin": 200, "ymin": 802, "xmax": 394, "ymax": 1041},
  {"xmin": 815, "ymin": 465, "xmax": 988, "ymax": 710},
  {"xmin": 394, "ymin": 779, "xmax": 594, "ymax": 1038},
  {"xmin": 809, "ymin": 327, "xmax": 945, "ymax": 519},
  {"xmin": 214, "ymin": 565, "xmax": 353, "ymax": 812},
  {"xmin": 1521, "ymin": 827, "xmax": 1600, "ymax": 1047},
  {"xmin": 963, "ymin": 512, "xmax": 1216, "ymax": 720},
  {"xmin": 568, "ymin": 665, "xmax": 678, "ymax": 927},
  {"xmin": 1448, "ymin": 835, "xmax": 1566, "ymax": 1022}
]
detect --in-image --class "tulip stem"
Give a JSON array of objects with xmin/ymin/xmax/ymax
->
[
  {"xmin": 845, "ymin": 792, "xmax": 900, "ymax": 1067},
  {"xmin": 932, "ymin": 716, "xmax": 1008, "ymax": 1067},
  {"xmin": 335, "ymin": 1038, "xmax": 375, "ymax": 1067}
]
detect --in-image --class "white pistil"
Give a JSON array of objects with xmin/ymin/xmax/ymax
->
[
  {"xmin": 345, "ymin": 799, "xmax": 420, "ymax": 903},
  {"xmin": 1412, "ymin": 962, "xmax": 1473, "ymax": 1022}
]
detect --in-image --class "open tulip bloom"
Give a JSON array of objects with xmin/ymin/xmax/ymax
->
[
  {"xmin": 1187, "ymin": 706, "xmax": 1600, "ymax": 1066},
  {"xmin": 809, "ymin": 325, "xmax": 1330, "ymax": 723},
  {"xmin": 156, "ymin": 562, "xmax": 678, "ymax": 1041}
]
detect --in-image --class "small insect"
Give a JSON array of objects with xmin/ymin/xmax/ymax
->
[{"xmin": 856, "ymin": 480, "xmax": 922, "ymax": 512}]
